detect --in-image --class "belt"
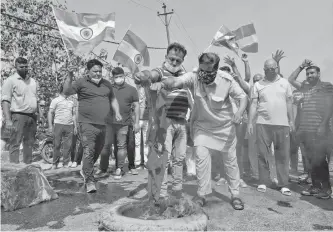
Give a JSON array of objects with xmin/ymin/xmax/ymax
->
[{"xmin": 11, "ymin": 112, "xmax": 36, "ymax": 118}]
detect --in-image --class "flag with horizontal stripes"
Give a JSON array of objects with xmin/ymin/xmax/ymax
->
[
  {"xmin": 211, "ymin": 25, "xmax": 239, "ymax": 55},
  {"xmin": 113, "ymin": 30, "xmax": 150, "ymax": 74},
  {"xmin": 52, "ymin": 7, "xmax": 115, "ymax": 56},
  {"xmin": 232, "ymin": 23, "xmax": 258, "ymax": 53}
]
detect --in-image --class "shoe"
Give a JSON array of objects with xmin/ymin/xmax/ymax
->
[
  {"xmin": 80, "ymin": 170, "xmax": 86, "ymax": 183},
  {"xmin": 136, "ymin": 165, "xmax": 147, "ymax": 170},
  {"xmin": 240, "ymin": 179, "xmax": 248, "ymax": 188},
  {"xmin": 298, "ymin": 173, "xmax": 309, "ymax": 181},
  {"xmin": 301, "ymin": 186, "xmax": 321, "ymax": 196},
  {"xmin": 216, "ymin": 177, "xmax": 227, "ymax": 186},
  {"xmin": 316, "ymin": 190, "xmax": 332, "ymax": 200},
  {"xmin": 86, "ymin": 182, "xmax": 97, "ymax": 193},
  {"xmin": 58, "ymin": 163, "xmax": 63, "ymax": 168},
  {"xmin": 68, "ymin": 161, "xmax": 73, "ymax": 167},
  {"xmin": 63, "ymin": 164, "xmax": 69, "ymax": 168},
  {"xmin": 129, "ymin": 169, "xmax": 138, "ymax": 175},
  {"xmin": 71, "ymin": 162, "xmax": 78, "ymax": 168},
  {"xmin": 51, "ymin": 164, "xmax": 57, "ymax": 170},
  {"xmin": 114, "ymin": 168, "xmax": 124, "ymax": 180},
  {"xmin": 94, "ymin": 170, "xmax": 109, "ymax": 179}
]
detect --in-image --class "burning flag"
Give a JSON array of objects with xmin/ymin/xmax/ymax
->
[
  {"xmin": 52, "ymin": 7, "xmax": 115, "ymax": 56},
  {"xmin": 211, "ymin": 25, "xmax": 239, "ymax": 55},
  {"xmin": 232, "ymin": 23, "xmax": 258, "ymax": 53},
  {"xmin": 113, "ymin": 30, "xmax": 150, "ymax": 73}
]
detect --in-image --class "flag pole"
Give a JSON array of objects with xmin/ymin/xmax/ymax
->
[{"xmin": 204, "ymin": 44, "xmax": 212, "ymax": 53}]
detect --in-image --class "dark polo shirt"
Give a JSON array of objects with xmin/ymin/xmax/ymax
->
[
  {"xmin": 72, "ymin": 77, "xmax": 114, "ymax": 125},
  {"xmin": 107, "ymin": 83, "xmax": 139, "ymax": 125}
]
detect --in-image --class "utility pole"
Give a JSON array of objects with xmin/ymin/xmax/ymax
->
[{"xmin": 157, "ymin": 3, "xmax": 173, "ymax": 46}]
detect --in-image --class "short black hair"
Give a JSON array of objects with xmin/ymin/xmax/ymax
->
[
  {"xmin": 86, "ymin": 59, "xmax": 103, "ymax": 70},
  {"xmin": 198, "ymin": 53, "xmax": 220, "ymax": 70},
  {"xmin": 15, "ymin": 57, "xmax": 28, "ymax": 65},
  {"xmin": 112, "ymin": 67, "xmax": 124, "ymax": 76},
  {"xmin": 306, "ymin": 65, "xmax": 320, "ymax": 73},
  {"xmin": 167, "ymin": 42, "xmax": 187, "ymax": 58},
  {"xmin": 219, "ymin": 66, "xmax": 231, "ymax": 73}
]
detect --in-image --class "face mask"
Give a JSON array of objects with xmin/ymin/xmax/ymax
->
[
  {"xmin": 91, "ymin": 77, "xmax": 101, "ymax": 84},
  {"xmin": 114, "ymin": 77, "xmax": 125, "ymax": 85},
  {"xmin": 197, "ymin": 70, "xmax": 217, "ymax": 85},
  {"xmin": 164, "ymin": 61, "xmax": 181, "ymax": 74}
]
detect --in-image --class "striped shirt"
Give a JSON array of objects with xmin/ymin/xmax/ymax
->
[
  {"xmin": 298, "ymin": 81, "xmax": 333, "ymax": 133},
  {"xmin": 153, "ymin": 66, "xmax": 190, "ymax": 120}
]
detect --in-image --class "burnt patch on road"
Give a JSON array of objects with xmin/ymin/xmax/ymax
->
[
  {"xmin": 277, "ymin": 201, "xmax": 292, "ymax": 208},
  {"xmin": 267, "ymin": 207, "xmax": 282, "ymax": 214},
  {"xmin": 312, "ymin": 224, "xmax": 333, "ymax": 230}
]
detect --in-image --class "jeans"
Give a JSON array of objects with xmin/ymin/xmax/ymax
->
[
  {"xmin": 196, "ymin": 146, "xmax": 240, "ymax": 197},
  {"xmin": 70, "ymin": 132, "xmax": 83, "ymax": 164},
  {"xmin": 135, "ymin": 120, "xmax": 149, "ymax": 165},
  {"xmin": 299, "ymin": 131, "xmax": 332, "ymax": 191},
  {"xmin": 112, "ymin": 124, "xmax": 129, "ymax": 170},
  {"xmin": 160, "ymin": 118, "xmax": 187, "ymax": 197},
  {"xmin": 290, "ymin": 133, "xmax": 309, "ymax": 172},
  {"xmin": 256, "ymin": 124, "xmax": 290, "ymax": 187},
  {"xmin": 53, "ymin": 123, "xmax": 73, "ymax": 165},
  {"xmin": 80, "ymin": 123, "xmax": 106, "ymax": 183},
  {"xmin": 9, "ymin": 113, "xmax": 37, "ymax": 164},
  {"xmin": 99, "ymin": 124, "xmax": 113, "ymax": 172}
]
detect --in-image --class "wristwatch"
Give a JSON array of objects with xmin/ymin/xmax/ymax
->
[{"xmin": 299, "ymin": 65, "xmax": 304, "ymax": 70}]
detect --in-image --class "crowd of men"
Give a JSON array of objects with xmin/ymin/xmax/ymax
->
[{"xmin": 1, "ymin": 42, "xmax": 333, "ymax": 211}]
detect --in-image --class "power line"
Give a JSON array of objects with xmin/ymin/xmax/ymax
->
[
  {"xmin": 128, "ymin": 0, "xmax": 155, "ymax": 12},
  {"xmin": 1, "ymin": 12, "xmax": 166, "ymax": 50},
  {"xmin": 174, "ymin": 12, "xmax": 198, "ymax": 53}
]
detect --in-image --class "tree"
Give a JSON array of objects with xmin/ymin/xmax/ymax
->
[{"xmin": 0, "ymin": 0, "xmax": 112, "ymax": 106}]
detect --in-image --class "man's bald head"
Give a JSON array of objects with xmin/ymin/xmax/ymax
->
[{"xmin": 264, "ymin": 59, "xmax": 278, "ymax": 80}]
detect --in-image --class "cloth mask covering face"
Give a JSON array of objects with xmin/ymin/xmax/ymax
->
[
  {"xmin": 164, "ymin": 61, "xmax": 182, "ymax": 74},
  {"xmin": 114, "ymin": 77, "xmax": 125, "ymax": 85},
  {"xmin": 90, "ymin": 77, "xmax": 101, "ymax": 84},
  {"xmin": 197, "ymin": 70, "xmax": 217, "ymax": 85}
]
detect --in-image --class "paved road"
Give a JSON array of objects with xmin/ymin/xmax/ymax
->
[{"xmin": 1, "ymin": 159, "xmax": 333, "ymax": 231}]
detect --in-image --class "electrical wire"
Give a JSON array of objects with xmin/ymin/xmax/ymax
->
[{"xmin": 128, "ymin": 0, "xmax": 155, "ymax": 12}]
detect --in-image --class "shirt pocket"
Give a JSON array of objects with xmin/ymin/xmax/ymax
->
[
  {"xmin": 13, "ymin": 85, "xmax": 25, "ymax": 97},
  {"xmin": 210, "ymin": 95, "xmax": 225, "ymax": 110}
]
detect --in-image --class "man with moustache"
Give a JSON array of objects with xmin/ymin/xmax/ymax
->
[
  {"xmin": 134, "ymin": 43, "xmax": 191, "ymax": 201},
  {"xmin": 289, "ymin": 60, "xmax": 333, "ymax": 199},
  {"xmin": 248, "ymin": 59, "xmax": 294, "ymax": 196}
]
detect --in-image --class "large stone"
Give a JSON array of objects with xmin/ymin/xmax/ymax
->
[{"xmin": 1, "ymin": 164, "xmax": 58, "ymax": 211}]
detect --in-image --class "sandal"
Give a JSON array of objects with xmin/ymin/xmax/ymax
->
[
  {"xmin": 280, "ymin": 187, "xmax": 292, "ymax": 196},
  {"xmin": 257, "ymin": 184, "xmax": 266, "ymax": 193},
  {"xmin": 231, "ymin": 197, "xmax": 244, "ymax": 210}
]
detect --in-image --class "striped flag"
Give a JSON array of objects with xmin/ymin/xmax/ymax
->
[
  {"xmin": 52, "ymin": 7, "xmax": 115, "ymax": 56},
  {"xmin": 113, "ymin": 30, "xmax": 150, "ymax": 74},
  {"xmin": 211, "ymin": 25, "xmax": 239, "ymax": 55},
  {"xmin": 232, "ymin": 23, "xmax": 258, "ymax": 53}
]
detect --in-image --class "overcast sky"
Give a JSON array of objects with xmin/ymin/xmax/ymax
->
[{"xmin": 62, "ymin": 0, "xmax": 333, "ymax": 82}]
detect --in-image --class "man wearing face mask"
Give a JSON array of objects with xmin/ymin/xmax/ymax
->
[
  {"xmin": 134, "ymin": 43, "xmax": 192, "ymax": 201},
  {"xmin": 96, "ymin": 67, "xmax": 140, "ymax": 180},
  {"xmin": 289, "ymin": 60, "xmax": 333, "ymax": 199},
  {"xmin": 1, "ymin": 57, "xmax": 43, "ymax": 164},
  {"xmin": 63, "ymin": 59, "xmax": 122, "ymax": 193},
  {"xmin": 248, "ymin": 59, "xmax": 294, "ymax": 197},
  {"xmin": 135, "ymin": 52, "xmax": 247, "ymax": 210}
]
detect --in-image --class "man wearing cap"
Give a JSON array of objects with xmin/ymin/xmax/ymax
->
[{"xmin": 1, "ymin": 57, "xmax": 43, "ymax": 164}]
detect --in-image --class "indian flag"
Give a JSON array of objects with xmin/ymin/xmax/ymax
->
[
  {"xmin": 113, "ymin": 30, "xmax": 150, "ymax": 74},
  {"xmin": 211, "ymin": 25, "xmax": 239, "ymax": 55},
  {"xmin": 52, "ymin": 7, "xmax": 115, "ymax": 56},
  {"xmin": 232, "ymin": 23, "xmax": 258, "ymax": 53}
]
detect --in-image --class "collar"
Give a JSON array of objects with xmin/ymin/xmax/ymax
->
[{"xmin": 15, "ymin": 72, "xmax": 30, "ymax": 81}]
